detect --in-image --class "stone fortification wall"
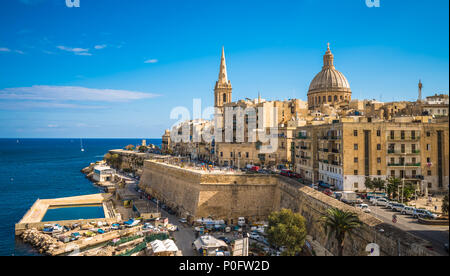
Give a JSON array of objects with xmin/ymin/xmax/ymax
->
[{"xmin": 138, "ymin": 160, "xmax": 438, "ymax": 256}]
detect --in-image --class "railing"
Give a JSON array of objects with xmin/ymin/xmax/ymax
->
[
  {"xmin": 298, "ymin": 135, "xmax": 309, "ymax": 139},
  {"xmin": 331, "ymin": 149, "xmax": 340, "ymax": 153},
  {"xmin": 387, "ymin": 136, "xmax": 421, "ymax": 141},
  {"xmin": 387, "ymin": 150, "xmax": 420, "ymax": 154},
  {"xmin": 388, "ymin": 163, "xmax": 421, "ymax": 167}
]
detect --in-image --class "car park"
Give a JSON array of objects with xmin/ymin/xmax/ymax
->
[
  {"xmin": 391, "ymin": 203, "xmax": 406, "ymax": 212},
  {"xmin": 401, "ymin": 206, "xmax": 415, "ymax": 216}
]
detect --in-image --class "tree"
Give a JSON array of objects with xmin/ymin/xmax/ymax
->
[
  {"xmin": 137, "ymin": 145, "xmax": 148, "ymax": 153},
  {"xmin": 321, "ymin": 208, "xmax": 362, "ymax": 256},
  {"xmin": 364, "ymin": 177, "xmax": 374, "ymax": 192},
  {"xmin": 372, "ymin": 178, "xmax": 386, "ymax": 191},
  {"xmin": 442, "ymin": 195, "xmax": 449, "ymax": 216},
  {"xmin": 387, "ymin": 177, "xmax": 401, "ymax": 200},
  {"xmin": 125, "ymin": 144, "xmax": 135, "ymax": 151},
  {"xmin": 267, "ymin": 209, "xmax": 307, "ymax": 256}
]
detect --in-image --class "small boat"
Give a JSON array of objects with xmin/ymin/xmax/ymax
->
[{"xmin": 80, "ymin": 138, "xmax": 85, "ymax": 152}]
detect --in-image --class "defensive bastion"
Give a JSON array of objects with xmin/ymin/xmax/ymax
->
[{"xmin": 138, "ymin": 159, "xmax": 437, "ymax": 256}]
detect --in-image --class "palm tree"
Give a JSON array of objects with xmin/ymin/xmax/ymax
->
[
  {"xmin": 387, "ymin": 177, "xmax": 401, "ymax": 200},
  {"xmin": 322, "ymin": 208, "xmax": 362, "ymax": 256}
]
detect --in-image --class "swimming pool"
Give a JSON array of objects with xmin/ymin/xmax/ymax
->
[{"xmin": 42, "ymin": 205, "xmax": 105, "ymax": 222}]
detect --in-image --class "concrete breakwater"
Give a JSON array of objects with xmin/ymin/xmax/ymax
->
[{"xmin": 21, "ymin": 228, "xmax": 64, "ymax": 255}]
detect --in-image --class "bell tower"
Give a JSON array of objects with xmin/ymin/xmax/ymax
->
[{"xmin": 214, "ymin": 46, "xmax": 232, "ymax": 108}]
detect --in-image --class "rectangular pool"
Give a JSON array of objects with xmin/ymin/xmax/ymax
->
[{"xmin": 42, "ymin": 205, "xmax": 105, "ymax": 222}]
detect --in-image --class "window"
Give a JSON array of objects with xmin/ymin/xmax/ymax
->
[
  {"xmin": 377, "ymin": 157, "xmax": 381, "ymax": 163},
  {"xmin": 401, "ymin": 131, "xmax": 405, "ymax": 140},
  {"xmin": 428, "ymin": 182, "xmax": 432, "ymax": 188},
  {"xmin": 354, "ymin": 170, "xmax": 358, "ymax": 175},
  {"xmin": 401, "ymin": 144, "xmax": 405, "ymax": 153},
  {"xmin": 427, "ymin": 157, "xmax": 431, "ymax": 163},
  {"xmin": 220, "ymin": 152, "xmax": 223, "ymax": 157},
  {"xmin": 411, "ymin": 131, "xmax": 416, "ymax": 139},
  {"xmin": 238, "ymin": 152, "xmax": 241, "ymax": 158},
  {"xmin": 223, "ymin": 93, "xmax": 227, "ymax": 103},
  {"xmin": 354, "ymin": 157, "xmax": 358, "ymax": 163},
  {"xmin": 377, "ymin": 130, "xmax": 381, "ymax": 136},
  {"xmin": 427, "ymin": 131, "xmax": 431, "ymax": 137},
  {"xmin": 377, "ymin": 170, "xmax": 381, "ymax": 176},
  {"xmin": 377, "ymin": 144, "xmax": 381, "ymax": 150},
  {"xmin": 354, "ymin": 130, "xmax": 358, "ymax": 136},
  {"xmin": 390, "ymin": 130, "xmax": 395, "ymax": 139},
  {"xmin": 391, "ymin": 170, "xmax": 395, "ymax": 176},
  {"xmin": 354, "ymin": 144, "xmax": 358, "ymax": 150},
  {"xmin": 354, "ymin": 182, "xmax": 359, "ymax": 189},
  {"xmin": 426, "ymin": 144, "xmax": 430, "ymax": 151},
  {"xmin": 230, "ymin": 152, "xmax": 233, "ymax": 157},
  {"xmin": 412, "ymin": 144, "xmax": 416, "ymax": 153},
  {"xmin": 328, "ymin": 96, "xmax": 332, "ymax": 102},
  {"xmin": 246, "ymin": 152, "xmax": 249, "ymax": 158},
  {"xmin": 428, "ymin": 170, "xmax": 432, "ymax": 176}
]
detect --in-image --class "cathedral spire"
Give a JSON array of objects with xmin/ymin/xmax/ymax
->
[{"xmin": 218, "ymin": 46, "xmax": 228, "ymax": 84}]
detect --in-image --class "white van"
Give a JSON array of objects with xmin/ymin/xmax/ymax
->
[{"xmin": 238, "ymin": 217, "xmax": 246, "ymax": 226}]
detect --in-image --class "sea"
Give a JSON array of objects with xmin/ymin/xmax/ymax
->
[{"xmin": 0, "ymin": 138, "xmax": 162, "ymax": 256}]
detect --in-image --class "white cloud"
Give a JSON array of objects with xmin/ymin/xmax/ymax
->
[
  {"xmin": 94, "ymin": 44, "xmax": 107, "ymax": 50},
  {"xmin": 144, "ymin": 59, "xmax": 158, "ymax": 64},
  {"xmin": 0, "ymin": 48, "xmax": 12, "ymax": 52},
  {"xmin": 15, "ymin": 50, "xmax": 25, "ymax": 54},
  {"xmin": 47, "ymin": 124, "xmax": 59, "ymax": 128},
  {"xmin": 0, "ymin": 85, "xmax": 160, "ymax": 103},
  {"xmin": 75, "ymin": 52, "xmax": 92, "ymax": 56},
  {"xmin": 57, "ymin": 46, "xmax": 91, "ymax": 56}
]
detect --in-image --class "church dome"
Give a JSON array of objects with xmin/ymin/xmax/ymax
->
[{"xmin": 308, "ymin": 44, "xmax": 351, "ymax": 94}]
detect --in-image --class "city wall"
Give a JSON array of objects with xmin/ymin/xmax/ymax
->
[{"xmin": 139, "ymin": 160, "xmax": 438, "ymax": 256}]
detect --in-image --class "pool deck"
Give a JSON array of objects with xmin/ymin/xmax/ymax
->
[{"xmin": 15, "ymin": 193, "xmax": 118, "ymax": 235}]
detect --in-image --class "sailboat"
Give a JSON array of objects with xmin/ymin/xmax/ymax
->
[{"xmin": 80, "ymin": 138, "xmax": 85, "ymax": 152}]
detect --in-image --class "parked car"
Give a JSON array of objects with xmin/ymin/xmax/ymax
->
[
  {"xmin": 369, "ymin": 196, "xmax": 382, "ymax": 205},
  {"xmin": 178, "ymin": 218, "xmax": 187, "ymax": 223},
  {"xmin": 356, "ymin": 204, "xmax": 371, "ymax": 213},
  {"xmin": 401, "ymin": 206, "xmax": 416, "ymax": 216},
  {"xmin": 249, "ymin": 232, "xmax": 261, "ymax": 240},
  {"xmin": 413, "ymin": 209, "xmax": 438, "ymax": 219},
  {"xmin": 280, "ymin": 169, "xmax": 294, "ymax": 177},
  {"xmin": 386, "ymin": 201, "xmax": 398, "ymax": 209},
  {"xmin": 374, "ymin": 198, "xmax": 389, "ymax": 207},
  {"xmin": 218, "ymin": 237, "xmax": 231, "ymax": 244},
  {"xmin": 391, "ymin": 203, "xmax": 406, "ymax": 212}
]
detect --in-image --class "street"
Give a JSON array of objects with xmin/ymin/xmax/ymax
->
[
  {"xmin": 125, "ymin": 180, "xmax": 197, "ymax": 256},
  {"xmin": 367, "ymin": 203, "xmax": 449, "ymax": 256}
]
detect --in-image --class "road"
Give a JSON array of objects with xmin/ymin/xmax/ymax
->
[
  {"xmin": 125, "ymin": 180, "xmax": 196, "ymax": 256},
  {"xmin": 367, "ymin": 202, "xmax": 449, "ymax": 256}
]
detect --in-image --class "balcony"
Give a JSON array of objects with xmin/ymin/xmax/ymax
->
[
  {"xmin": 301, "ymin": 156, "xmax": 311, "ymax": 160},
  {"xmin": 387, "ymin": 136, "xmax": 421, "ymax": 141},
  {"xmin": 300, "ymin": 146, "xmax": 310, "ymax": 150},
  {"xmin": 387, "ymin": 150, "xmax": 421, "ymax": 155},
  {"xmin": 388, "ymin": 163, "xmax": 421, "ymax": 167},
  {"xmin": 331, "ymin": 148, "xmax": 340, "ymax": 154},
  {"xmin": 298, "ymin": 135, "xmax": 309, "ymax": 139}
]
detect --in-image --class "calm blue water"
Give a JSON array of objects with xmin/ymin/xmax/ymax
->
[
  {"xmin": 42, "ymin": 206, "xmax": 105, "ymax": 222},
  {"xmin": 0, "ymin": 138, "xmax": 161, "ymax": 256}
]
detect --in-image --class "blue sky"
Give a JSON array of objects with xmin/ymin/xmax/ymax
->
[{"xmin": 0, "ymin": 0, "xmax": 448, "ymax": 138}]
